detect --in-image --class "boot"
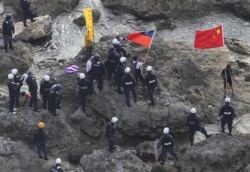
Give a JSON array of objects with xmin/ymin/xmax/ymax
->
[
  {"xmin": 9, "ymin": 42, "xmax": 14, "ymax": 50},
  {"xmin": 4, "ymin": 45, "xmax": 8, "ymax": 53}
]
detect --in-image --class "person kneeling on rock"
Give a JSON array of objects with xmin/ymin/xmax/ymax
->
[
  {"xmin": 157, "ymin": 127, "xmax": 178, "ymax": 165},
  {"xmin": 106, "ymin": 117, "xmax": 119, "ymax": 153},
  {"xmin": 51, "ymin": 158, "xmax": 63, "ymax": 172},
  {"xmin": 187, "ymin": 108, "xmax": 211, "ymax": 146}
]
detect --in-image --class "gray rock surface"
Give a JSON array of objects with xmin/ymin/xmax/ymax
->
[{"xmin": 73, "ymin": 9, "xmax": 101, "ymax": 27}]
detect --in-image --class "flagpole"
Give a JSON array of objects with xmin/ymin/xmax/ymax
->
[{"xmin": 144, "ymin": 29, "xmax": 157, "ymax": 63}]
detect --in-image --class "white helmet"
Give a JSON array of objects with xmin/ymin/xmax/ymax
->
[
  {"xmin": 79, "ymin": 73, "xmax": 85, "ymax": 79},
  {"xmin": 225, "ymin": 97, "xmax": 230, "ymax": 103},
  {"xmin": 112, "ymin": 39, "xmax": 120, "ymax": 45},
  {"xmin": 111, "ymin": 117, "xmax": 118, "ymax": 123},
  {"xmin": 190, "ymin": 108, "xmax": 196, "ymax": 114},
  {"xmin": 163, "ymin": 127, "xmax": 169, "ymax": 134},
  {"xmin": 8, "ymin": 73, "xmax": 14, "ymax": 80},
  {"xmin": 11, "ymin": 69, "xmax": 18, "ymax": 75},
  {"xmin": 44, "ymin": 75, "xmax": 50, "ymax": 81},
  {"xmin": 146, "ymin": 66, "xmax": 152, "ymax": 72},
  {"xmin": 55, "ymin": 158, "xmax": 62, "ymax": 164},
  {"xmin": 120, "ymin": 57, "xmax": 127, "ymax": 63},
  {"xmin": 124, "ymin": 67, "xmax": 131, "ymax": 73}
]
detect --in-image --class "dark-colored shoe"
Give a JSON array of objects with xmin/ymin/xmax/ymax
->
[
  {"xmin": 133, "ymin": 98, "xmax": 137, "ymax": 102},
  {"xmin": 44, "ymin": 157, "xmax": 49, "ymax": 160},
  {"xmin": 228, "ymin": 133, "xmax": 232, "ymax": 136},
  {"xmin": 31, "ymin": 19, "xmax": 36, "ymax": 22},
  {"xmin": 160, "ymin": 161, "xmax": 164, "ymax": 165},
  {"xmin": 24, "ymin": 24, "xmax": 28, "ymax": 27},
  {"xmin": 53, "ymin": 113, "xmax": 58, "ymax": 116},
  {"xmin": 34, "ymin": 109, "xmax": 40, "ymax": 112},
  {"xmin": 221, "ymin": 130, "xmax": 225, "ymax": 133},
  {"xmin": 9, "ymin": 47, "xmax": 14, "ymax": 50},
  {"xmin": 39, "ymin": 155, "xmax": 44, "ymax": 159}
]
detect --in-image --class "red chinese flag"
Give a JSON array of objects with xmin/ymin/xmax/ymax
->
[
  {"xmin": 127, "ymin": 30, "xmax": 156, "ymax": 48},
  {"xmin": 194, "ymin": 25, "xmax": 224, "ymax": 49}
]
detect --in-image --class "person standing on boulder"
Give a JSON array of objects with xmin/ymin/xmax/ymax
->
[
  {"xmin": 77, "ymin": 73, "xmax": 90, "ymax": 112},
  {"xmin": 221, "ymin": 64, "xmax": 235, "ymax": 98},
  {"xmin": 187, "ymin": 108, "xmax": 211, "ymax": 146},
  {"xmin": 25, "ymin": 72, "xmax": 40, "ymax": 112},
  {"xmin": 20, "ymin": 0, "xmax": 36, "ymax": 27},
  {"xmin": 144, "ymin": 66, "xmax": 157, "ymax": 106},
  {"xmin": 2, "ymin": 14, "xmax": 15, "ymax": 53},
  {"xmin": 121, "ymin": 67, "xmax": 137, "ymax": 107},
  {"xmin": 34, "ymin": 121, "xmax": 48, "ymax": 160},
  {"xmin": 157, "ymin": 127, "xmax": 178, "ymax": 165},
  {"xmin": 218, "ymin": 97, "xmax": 236, "ymax": 136},
  {"xmin": 106, "ymin": 117, "xmax": 119, "ymax": 153},
  {"xmin": 50, "ymin": 158, "xmax": 63, "ymax": 172},
  {"xmin": 7, "ymin": 73, "xmax": 18, "ymax": 114}
]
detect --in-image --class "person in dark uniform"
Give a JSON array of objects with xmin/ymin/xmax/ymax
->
[
  {"xmin": 112, "ymin": 35, "xmax": 127, "ymax": 57},
  {"xmin": 34, "ymin": 121, "xmax": 48, "ymax": 160},
  {"xmin": 218, "ymin": 97, "xmax": 236, "ymax": 136},
  {"xmin": 48, "ymin": 84, "xmax": 62, "ymax": 116},
  {"xmin": 106, "ymin": 117, "xmax": 119, "ymax": 153},
  {"xmin": 157, "ymin": 127, "xmax": 178, "ymax": 165},
  {"xmin": 40, "ymin": 75, "xmax": 53, "ymax": 109},
  {"xmin": 12, "ymin": 69, "xmax": 24, "ymax": 107},
  {"xmin": 77, "ymin": 73, "xmax": 90, "ymax": 112},
  {"xmin": 25, "ymin": 72, "xmax": 40, "ymax": 112},
  {"xmin": 144, "ymin": 66, "xmax": 157, "ymax": 106},
  {"xmin": 20, "ymin": 0, "xmax": 36, "ymax": 27},
  {"xmin": 2, "ymin": 14, "xmax": 15, "ymax": 53},
  {"xmin": 121, "ymin": 67, "xmax": 137, "ymax": 107},
  {"xmin": 106, "ymin": 47, "xmax": 120, "ymax": 82},
  {"xmin": 89, "ymin": 54, "xmax": 105, "ymax": 94},
  {"xmin": 116, "ymin": 57, "xmax": 127, "ymax": 94},
  {"xmin": 7, "ymin": 73, "xmax": 18, "ymax": 114},
  {"xmin": 50, "ymin": 158, "xmax": 63, "ymax": 172},
  {"xmin": 221, "ymin": 64, "xmax": 235, "ymax": 97},
  {"xmin": 133, "ymin": 56, "xmax": 145, "ymax": 88},
  {"xmin": 187, "ymin": 108, "xmax": 211, "ymax": 146}
]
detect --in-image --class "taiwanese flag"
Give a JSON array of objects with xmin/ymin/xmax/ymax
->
[
  {"xmin": 194, "ymin": 25, "xmax": 224, "ymax": 49},
  {"xmin": 127, "ymin": 30, "xmax": 156, "ymax": 48}
]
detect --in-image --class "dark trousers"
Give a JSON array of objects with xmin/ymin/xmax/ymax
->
[
  {"xmin": 147, "ymin": 87, "xmax": 155, "ymax": 105},
  {"xmin": 29, "ymin": 91, "xmax": 38, "ymax": 111},
  {"xmin": 189, "ymin": 127, "xmax": 208, "ymax": 146},
  {"xmin": 37, "ymin": 143, "xmax": 47, "ymax": 158},
  {"xmin": 221, "ymin": 117, "xmax": 233, "ymax": 134},
  {"xmin": 48, "ymin": 97, "xmax": 56, "ymax": 115},
  {"xmin": 135, "ymin": 72, "xmax": 145, "ymax": 87},
  {"xmin": 23, "ymin": 9, "xmax": 34, "ymax": 25},
  {"xmin": 80, "ymin": 94, "xmax": 87, "ymax": 112},
  {"xmin": 42, "ymin": 94, "xmax": 49, "ymax": 109},
  {"xmin": 85, "ymin": 46, "xmax": 93, "ymax": 59},
  {"xmin": 90, "ymin": 75, "xmax": 103, "ymax": 94},
  {"xmin": 107, "ymin": 65, "xmax": 116, "ymax": 81},
  {"xmin": 116, "ymin": 77, "xmax": 122, "ymax": 93},
  {"xmin": 9, "ymin": 94, "xmax": 15, "ymax": 112},
  {"xmin": 160, "ymin": 147, "xmax": 177, "ymax": 162},
  {"xmin": 3, "ymin": 35, "xmax": 13, "ymax": 52},
  {"xmin": 15, "ymin": 88, "xmax": 21, "ymax": 107},
  {"xmin": 108, "ymin": 137, "xmax": 115, "ymax": 151},
  {"xmin": 124, "ymin": 87, "xmax": 137, "ymax": 107}
]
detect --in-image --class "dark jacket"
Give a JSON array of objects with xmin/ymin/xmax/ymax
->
[
  {"xmin": 78, "ymin": 79, "xmax": 90, "ymax": 96},
  {"xmin": 34, "ymin": 128, "xmax": 47, "ymax": 145},
  {"xmin": 14, "ymin": 75, "xmax": 24, "ymax": 90},
  {"xmin": 26, "ymin": 76, "xmax": 38, "ymax": 92},
  {"xmin": 116, "ymin": 63, "xmax": 125, "ymax": 78},
  {"xmin": 40, "ymin": 81, "xmax": 52, "ymax": 96},
  {"xmin": 187, "ymin": 113, "xmax": 200, "ymax": 131},
  {"xmin": 219, "ymin": 103, "xmax": 235, "ymax": 119},
  {"xmin": 157, "ymin": 134, "xmax": 175, "ymax": 149},
  {"xmin": 51, "ymin": 165, "xmax": 63, "ymax": 172},
  {"xmin": 20, "ymin": 0, "xmax": 30, "ymax": 10},
  {"xmin": 106, "ymin": 122, "xmax": 116, "ymax": 139},
  {"xmin": 145, "ymin": 72, "xmax": 157, "ymax": 88},
  {"xmin": 121, "ymin": 74, "xmax": 136, "ymax": 88},
  {"xmin": 91, "ymin": 61, "xmax": 105, "ymax": 77},
  {"xmin": 7, "ymin": 80, "xmax": 17, "ymax": 96},
  {"xmin": 2, "ymin": 20, "xmax": 15, "ymax": 36}
]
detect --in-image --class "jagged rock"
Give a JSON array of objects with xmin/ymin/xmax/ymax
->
[
  {"xmin": 136, "ymin": 141, "xmax": 155, "ymax": 162},
  {"xmin": 73, "ymin": 9, "xmax": 101, "ymax": 27},
  {"xmin": 79, "ymin": 147, "xmax": 152, "ymax": 172},
  {"xmin": 68, "ymin": 145, "xmax": 94, "ymax": 164},
  {"xmin": 156, "ymin": 18, "xmax": 177, "ymax": 30},
  {"xmin": 14, "ymin": 15, "xmax": 53, "ymax": 41},
  {"xmin": 225, "ymin": 38, "xmax": 250, "ymax": 55}
]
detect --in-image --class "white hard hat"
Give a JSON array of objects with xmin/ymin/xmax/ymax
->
[
  {"xmin": 119, "ymin": 57, "xmax": 127, "ymax": 63},
  {"xmin": 111, "ymin": 117, "xmax": 118, "ymax": 123},
  {"xmin": 124, "ymin": 67, "xmax": 131, "ymax": 73},
  {"xmin": 112, "ymin": 39, "xmax": 120, "ymax": 45},
  {"xmin": 190, "ymin": 108, "xmax": 197, "ymax": 113},
  {"xmin": 146, "ymin": 66, "xmax": 152, "ymax": 72},
  {"xmin": 11, "ymin": 69, "xmax": 18, "ymax": 75},
  {"xmin": 225, "ymin": 97, "xmax": 230, "ymax": 103},
  {"xmin": 44, "ymin": 75, "xmax": 50, "ymax": 81},
  {"xmin": 55, "ymin": 158, "xmax": 62, "ymax": 164},
  {"xmin": 8, "ymin": 73, "xmax": 14, "ymax": 80},
  {"xmin": 163, "ymin": 127, "xmax": 169, "ymax": 134},
  {"xmin": 79, "ymin": 73, "xmax": 85, "ymax": 79}
]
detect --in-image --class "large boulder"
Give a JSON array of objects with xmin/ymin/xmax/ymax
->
[{"xmin": 15, "ymin": 15, "xmax": 53, "ymax": 41}]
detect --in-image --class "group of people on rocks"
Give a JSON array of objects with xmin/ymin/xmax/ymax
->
[{"xmin": 7, "ymin": 69, "xmax": 62, "ymax": 116}]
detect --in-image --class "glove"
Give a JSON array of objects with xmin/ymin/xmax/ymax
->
[{"xmin": 217, "ymin": 117, "xmax": 221, "ymax": 121}]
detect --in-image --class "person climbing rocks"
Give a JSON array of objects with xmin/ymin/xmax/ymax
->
[
  {"xmin": 144, "ymin": 66, "xmax": 157, "ymax": 106},
  {"xmin": 50, "ymin": 158, "xmax": 63, "ymax": 172},
  {"xmin": 20, "ymin": 0, "xmax": 36, "ymax": 27},
  {"xmin": 106, "ymin": 117, "xmax": 119, "ymax": 153},
  {"xmin": 2, "ymin": 14, "xmax": 15, "ymax": 53},
  {"xmin": 221, "ymin": 64, "xmax": 235, "ymax": 98},
  {"xmin": 34, "ymin": 121, "xmax": 48, "ymax": 160}
]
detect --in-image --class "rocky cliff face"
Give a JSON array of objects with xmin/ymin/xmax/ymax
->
[{"xmin": 1, "ymin": 0, "xmax": 250, "ymax": 171}]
